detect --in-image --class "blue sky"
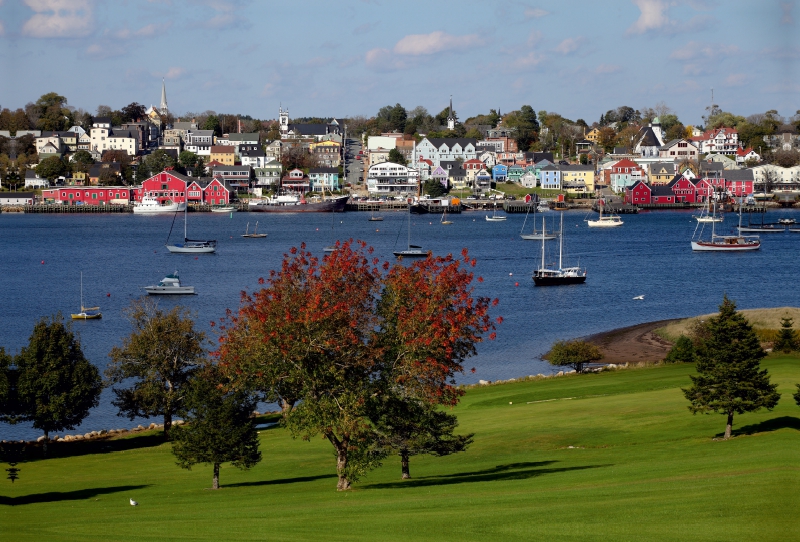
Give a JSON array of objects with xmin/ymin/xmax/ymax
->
[{"xmin": 0, "ymin": 0, "xmax": 797, "ymax": 125}]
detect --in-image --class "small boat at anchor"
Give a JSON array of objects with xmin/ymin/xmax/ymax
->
[
  {"xmin": 133, "ymin": 196, "xmax": 186, "ymax": 214},
  {"xmin": 71, "ymin": 272, "xmax": 102, "ymax": 320},
  {"xmin": 242, "ymin": 222, "xmax": 267, "ymax": 238},
  {"xmin": 144, "ymin": 272, "xmax": 196, "ymax": 295},
  {"xmin": 166, "ymin": 203, "xmax": 217, "ymax": 253},
  {"xmin": 210, "ymin": 205, "xmax": 237, "ymax": 213}
]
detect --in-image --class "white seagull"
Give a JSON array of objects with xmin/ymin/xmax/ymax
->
[
  {"xmin": 632, "ymin": 295, "xmax": 645, "ymax": 300},
  {"xmin": 129, "ymin": 498, "xmax": 138, "ymax": 506}
]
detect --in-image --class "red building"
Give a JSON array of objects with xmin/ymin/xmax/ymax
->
[
  {"xmin": 651, "ymin": 185, "xmax": 676, "ymax": 204},
  {"xmin": 135, "ymin": 170, "xmax": 190, "ymax": 204},
  {"xmin": 187, "ymin": 176, "xmax": 231, "ymax": 205},
  {"xmin": 625, "ymin": 180, "xmax": 652, "ymax": 205},
  {"xmin": 667, "ymin": 175, "xmax": 697, "ymax": 203},
  {"xmin": 42, "ymin": 186, "xmax": 132, "ymax": 205}
]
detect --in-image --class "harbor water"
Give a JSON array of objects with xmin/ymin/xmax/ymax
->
[{"xmin": 2, "ymin": 207, "xmax": 799, "ymax": 440}]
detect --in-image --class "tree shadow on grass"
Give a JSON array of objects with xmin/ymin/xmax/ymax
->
[
  {"xmin": 226, "ymin": 474, "xmax": 337, "ymax": 488},
  {"xmin": 0, "ymin": 484, "xmax": 150, "ymax": 506},
  {"xmin": 364, "ymin": 461, "xmax": 611, "ymax": 490},
  {"xmin": 21, "ymin": 433, "xmax": 167, "ymax": 463},
  {"xmin": 726, "ymin": 416, "xmax": 800, "ymax": 438}
]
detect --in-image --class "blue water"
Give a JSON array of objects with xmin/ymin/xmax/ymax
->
[{"xmin": 2, "ymin": 208, "xmax": 799, "ymax": 440}]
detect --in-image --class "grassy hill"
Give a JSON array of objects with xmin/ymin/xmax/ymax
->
[{"xmin": 3, "ymin": 357, "xmax": 799, "ymax": 541}]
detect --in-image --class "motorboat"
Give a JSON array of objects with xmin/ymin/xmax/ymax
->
[
  {"xmin": 133, "ymin": 196, "xmax": 186, "ymax": 214},
  {"xmin": 778, "ymin": 218, "xmax": 796, "ymax": 225},
  {"xmin": 210, "ymin": 205, "xmax": 237, "ymax": 213},
  {"xmin": 249, "ymin": 193, "xmax": 348, "ymax": 213},
  {"xmin": 144, "ymin": 272, "xmax": 196, "ymax": 295}
]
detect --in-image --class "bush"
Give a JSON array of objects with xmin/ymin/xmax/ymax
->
[{"xmin": 664, "ymin": 335, "xmax": 695, "ymax": 364}]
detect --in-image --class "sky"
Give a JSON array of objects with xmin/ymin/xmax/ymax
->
[{"xmin": 0, "ymin": 0, "xmax": 797, "ymax": 126}]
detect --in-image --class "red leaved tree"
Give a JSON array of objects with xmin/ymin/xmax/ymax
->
[{"xmin": 217, "ymin": 241, "xmax": 497, "ymax": 490}]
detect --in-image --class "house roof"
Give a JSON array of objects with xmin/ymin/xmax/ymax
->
[
  {"xmin": 89, "ymin": 162, "xmax": 122, "ymax": 176},
  {"xmin": 426, "ymin": 137, "xmax": 477, "ymax": 148},
  {"xmin": 659, "ymin": 138, "xmax": 697, "ymax": 151},
  {"xmin": 612, "ymin": 158, "xmax": 640, "ymax": 169},
  {"xmin": 223, "ymin": 133, "xmax": 260, "ymax": 142},
  {"xmin": 212, "ymin": 165, "xmax": 251, "ymax": 173},
  {"xmin": 651, "ymin": 185, "xmax": 675, "ymax": 196},
  {"xmin": 560, "ymin": 164, "xmax": 594, "ymax": 171},
  {"xmin": 637, "ymin": 127, "xmax": 661, "ymax": 147},
  {"xmin": 667, "ymin": 174, "xmax": 693, "ymax": 188},
  {"xmin": 210, "ymin": 145, "xmax": 235, "ymax": 153},
  {"xmin": 206, "ymin": 160, "xmax": 225, "ymax": 167},
  {"xmin": 309, "ymin": 167, "xmax": 339, "ymax": 174},
  {"xmin": 649, "ymin": 161, "xmax": 675, "ymax": 174},
  {"xmin": 240, "ymin": 149, "xmax": 266, "ymax": 157},
  {"xmin": 724, "ymin": 169, "xmax": 754, "ymax": 181}
]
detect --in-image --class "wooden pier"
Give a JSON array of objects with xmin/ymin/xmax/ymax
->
[{"xmin": 21, "ymin": 204, "xmax": 131, "ymax": 213}]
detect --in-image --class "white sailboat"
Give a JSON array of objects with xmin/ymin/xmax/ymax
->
[
  {"xmin": 520, "ymin": 205, "xmax": 557, "ymax": 241},
  {"xmin": 71, "ymin": 272, "xmax": 102, "ymax": 320},
  {"xmin": 485, "ymin": 205, "xmax": 507, "ymax": 221},
  {"xmin": 693, "ymin": 198, "xmax": 722, "ymax": 223},
  {"xmin": 394, "ymin": 203, "xmax": 427, "ymax": 258},
  {"xmin": 441, "ymin": 208, "xmax": 453, "ymax": 225},
  {"xmin": 586, "ymin": 201, "xmax": 623, "ymax": 228},
  {"xmin": 242, "ymin": 221, "xmax": 267, "ymax": 238},
  {"xmin": 691, "ymin": 199, "xmax": 760, "ymax": 251},
  {"xmin": 166, "ymin": 203, "xmax": 216, "ymax": 253}
]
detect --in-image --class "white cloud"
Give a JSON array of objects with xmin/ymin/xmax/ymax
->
[
  {"xmin": 364, "ymin": 47, "xmax": 407, "ymax": 72},
  {"xmin": 627, "ymin": 0, "xmax": 671, "ymax": 34},
  {"xmin": 724, "ymin": 73, "xmax": 749, "ymax": 87},
  {"xmin": 514, "ymin": 51, "xmax": 545, "ymax": 68},
  {"xmin": 595, "ymin": 64, "xmax": 622, "ymax": 74},
  {"xmin": 670, "ymin": 41, "xmax": 739, "ymax": 61},
  {"xmin": 116, "ymin": 23, "xmax": 169, "ymax": 39},
  {"xmin": 164, "ymin": 67, "xmax": 185, "ymax": 80},
  {"xmin": 22, "ymin": 0, "xmax": 93, "ymax": 38},
  {"xmin": 393, "ymin": 31, "xmax": 483, "ymax": 56},
  {"xmin": 555, "ymin": 37, "xmax": 582, "ymax": 55},
  {"xmin": 524, "ymin": 7, "xmax": 550, "ymax": 19}
]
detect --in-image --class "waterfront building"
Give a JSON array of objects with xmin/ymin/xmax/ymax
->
[
  {"xmin": 209, "ymin": 145, "xmax": 236, "ymax": 166},
  {"xmin": 492, "ymin": 164, "xmax": 508, "ymax": 182},
  {"xmin": 186, "ymin": 177, "xmax": 231, "ymax": 205},
  {"xmin": 308, "ymin": 167, "xmax": 340, "ymax": 192},
  {"xmin": 366, "ymin": 162, "xmax": 417, "ymax": 196},
  {"xmin": 414, "ymin": 137, "xmax": 477, "ymax": 167},
  {"xmin": 539, "ymin": 165, "xmax": 561, "ymax": 190},
  {"xmin": 136, "ymin": 170, "xmax": 190, "ymax": 204},
  {"xmin": 507, "ymin": 165, "xmax": 525, "ymax": 182},
  {"xmin": 42, "ymin": 186, "xmax": 132, "ymax": 205},
  {"xmin": 560, "ymin": 164, "xmax": 596, "ymax": 193},
  {"xmin": 281, "ymin": 168, "xmax": 310, "ymax": 192},
  {"xmin": 609, "ymin": 158, "xmax": 646, "ymax": 193}
]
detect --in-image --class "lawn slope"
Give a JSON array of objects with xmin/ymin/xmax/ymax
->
[{"xmin": 3, "ymin": 357, "xmax": 799, "ymax": 541}]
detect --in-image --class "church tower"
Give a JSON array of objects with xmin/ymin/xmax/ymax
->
[
  {"xmin": 279, "ymin": 105, "xmax": 289, "ymax": 138},
  {"xmin": 159, "ymin": 78, "xmax": 168, "ymax": 116},
  {"xmin": 446, "ymin": 95, "xmax": 456, "ymax": 131}
]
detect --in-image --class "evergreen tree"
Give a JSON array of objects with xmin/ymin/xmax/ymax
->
[
  {"xmin": 664, "ymin": 335, "xmax": 695, "ymax": 364},
  {"xmin": 371, "ymin": 394, "xmax": 472, "ymax": 479},
  {"xmin": 170, "ymin": 367, "xmax": 261, "ymax": 489},
  {"xmin": 772, "ymin": 317, "xmax": 798, "ymax": 353},
  {"xmin": 107, "ymin": 299, "xmax": 206, "ymax": 440},
  {"xmin": 682, "ymin": 297, "xmax": 780, "ymax": 439},
  {"xmin": 16, "ymin": 315, "xmax": 102, "ymax": 454},
  {"xmin": 793, "ymin": 384, "xmax": 800, "ymax": 407},
  {"xmin": 387, "ymin": 148, "xmax": 407, "ymax": 166}
]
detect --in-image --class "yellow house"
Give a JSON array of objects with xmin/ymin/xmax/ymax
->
[
  {"xmin": 585, "ymin": 128, "xmax": 601, "ymax": 144},
  {"xmin": 560, "ymin": 164, "xmax": 596, "ymax": 193},
  {"xmin": 309, "ymin": 140, "xmax": 341, "ymax": 167},
  {"xmin": 210, "ymin": 145, "xmax": 236, "ymax": 166},
  {"xmin": 648, "ymin": 162, "xmax": 675, "ymax": 185}
]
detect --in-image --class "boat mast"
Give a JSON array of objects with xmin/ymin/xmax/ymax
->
[
  {"xmin": 559, "ymin": 212, "xmax": 564, "ymax": 270},
  {"xmin": 80, "ymin": 271, "xmax": 83, "ymax": 310},
  {"xmin": 184, "ymin": 202, "xmax": 188, "ymax": 241},
  {"xmin": 540, "ymin": 217, "xmax": 546, "ymax": 270}
]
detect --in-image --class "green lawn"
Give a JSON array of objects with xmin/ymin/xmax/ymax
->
[{"xmin": 3, "ymin": 358, "xmax": 799, "ymax": 541}]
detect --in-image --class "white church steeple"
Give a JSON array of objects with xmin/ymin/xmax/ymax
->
[
  {"xmin": 159, "ymin": 78, "xmax": 168, "ymax": 115},
  {"xmin": 446, "ymin": 95, "xmax": 456, "ymax": 131}
]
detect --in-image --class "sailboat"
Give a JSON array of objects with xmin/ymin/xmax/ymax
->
[
  {"xmin": 394, "ymin": 203, "xmax": 427, "ymax": 258},
  {"xmin": 691, "ymin": 199, "xmax": 760, "ymax": 251},
  {"xmin": 166, "ymin": 203, "xmax": 216, "ymax": 253},
  {"xmin": 737, "ymin": 200, "xmax": 784, "ymax": 233},
  {"xmin": 71, "ymin": 272, "xmax": 102, "ymax": 320},
  {"xmin": 324, "ymin": 209, "xmax": 339, "ymax": 252},
  {"xmin": 441, "ymin": 208, "xmax": 453, "ymax": 225},
  {"xmin": 485, "ymin": 204, "xmax": 507, "ymax": 221},
  {"xmin": 586, "ymin": 200, "xmax": 623, "ymax": 227},
  {"xmin": 242, "ymin": 221, "xmax": 267, "ymax": 238},
  {"xmin": 533, "ymin": 213, "xmax": 587, "ymax": 286},
  {"xmin": 693, "ymin": 197, "xmax": 722, "ymax": 223},
  {"xmin": 520, "ymin": 205, "xmax": 557, "ymax": 241},
  {"xmin": 369, "ymin": 205, "xmax": 383, "ymax": 222}
]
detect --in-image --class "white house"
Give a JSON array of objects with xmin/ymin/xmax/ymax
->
[
  {"xmin": 414, "ymin": 137, "xmax": 477, "ymax": 167},
  {"xmin": 240, "ymin": 149, "xmax": 267, "ymax": 168},
  {"xmin": 366, "ymin": 162, "xmax": 418, "ymax": 196},
  {"xmin": 691, "ymin": 127, "xmax": 740, "ymax": 154},
  {"xmin": 658, "ymin": 139, "xmax": 699, "ymax": 160},
  {"xmin": 0, "ymin": 192, "xmax": 35, "ymax": 205},
  {"xmin": 633, "ymin": 119, "xmax": 665, "ymax": 158},
  {"xmin": 90, "ymin": 118, "xmax": 139, "ymax": 156},
  {"xmin": 184, "ymin": 130, "xmax": 214, "ymax": 157}
]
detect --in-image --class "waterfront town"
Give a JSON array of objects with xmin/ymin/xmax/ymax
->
[{"xmin": 1, "ymin": 88, "xmax": 799, "ymax": 211}]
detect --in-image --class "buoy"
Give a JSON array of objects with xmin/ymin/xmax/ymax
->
[
  {"xmin": 316, "ymin": 228, "xmax": 319, "ymax": 231},
  {"xmin": 107, "ymin": 293, "xmax": 111, "ymax": 297},
  {"xmin": 509, "ymin": 273, "xmax": 513, "ymax": 276},
  {"xmin": 515, "ymin": 282, "xmax": 519, "ymax": 287},
  {"xmin": 41, "ymin": 260, "xmax": 45, "ymax": 264}
]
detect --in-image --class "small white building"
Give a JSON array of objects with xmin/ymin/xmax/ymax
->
[
  {"xmin": 366, "ymin": 162, "xmax": 418, "ymax": 196},
  {"xmin": 0, "ymin": 192, "xmax": 35, "ymax": 205}
]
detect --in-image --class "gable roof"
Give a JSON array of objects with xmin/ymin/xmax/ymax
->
[
  {"xmin": 612, "ymin": 158, "xmax": 640, "ymax": 169},
  {"xmin": 637, "ymin": 126, "xmax": 661, "ymax": 148},
  {"xmin": 652, "ymin": 185, "xmax": 675, "ymax": 196},
  {"xmin": 649, "ymin": 161, "xmax": 675, "ymax": 174},
  {"xmin": 426, "ymin": 137, "xmax": 477, "ymax": 149},
  {"xmin": 210, "ymin": 145, "xmax": 235, "ymax": 153}
]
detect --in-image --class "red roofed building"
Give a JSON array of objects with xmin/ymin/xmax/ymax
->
[
  {"xmin": 692, "ymin": 127, "xmax": 740, "ymax": 154},
  {"xmin": 735, "ymin": 147, "xmax": 760, "ymax": 165}
]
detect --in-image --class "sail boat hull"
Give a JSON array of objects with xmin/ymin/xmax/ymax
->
[
  {"xmin": 533, "ymin": 273, "xmax": 587, "ymax": 286},
  {"xmin": 691, "ymin": 240, "xmax": 760, "ymax": 251}
]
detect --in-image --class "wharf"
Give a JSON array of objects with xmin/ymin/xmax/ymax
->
[
  {"xmin": 592, "ymin": 203, "xmax": 641, "ymax": 213},
  {"xmin": 22, "ymin": 204, "xmax": 131, "ymax": 213}
]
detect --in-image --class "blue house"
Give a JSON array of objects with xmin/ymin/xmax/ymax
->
[
  {"xmin": 539, "ymin": 165, "xmax": 561, "ymax": 190},
  {"xmin": 507, "ymin": 165, "xmax": 525, "ymax": 182},
  {"xmin": 492, "ymin": 164, "xmax": 508, "ymax": 181},
  {"xmin": 308, "ymin": 167, "xmax": 340, "ymax": 191}
]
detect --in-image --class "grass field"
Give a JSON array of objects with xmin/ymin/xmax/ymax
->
[
  {"xmin": 656, "ymin": 307, "xmax": 800, "ymax": 342},
  {"xmin": 3, "ymin": 357, "xmax": 799, "ymax": 541}
]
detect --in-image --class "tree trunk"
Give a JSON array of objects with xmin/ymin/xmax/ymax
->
[
  {"xmin": 43, "ymin": 430, "xmax": 48, "ymax": 458},
  {"xmin": 724, "ymin": 411, "xmax": 734, "ymax": 440},
  {"xmin": 212, "ymin": 463, "xmax": 220, "ymax": 489},
  {"xmin": 336, "ymin": 447, "xmax": 351, "ymax": 490},
  {"xmin": 400, "ymin": 448, "xmax": 410, "ymax": 479},
  {"xmin": 280, "ymin": 397, "xmax": 295, "ymax": 417},
  {"xmin": 163, "ymin": 410, "xmax": 172, "ymax": 441}
]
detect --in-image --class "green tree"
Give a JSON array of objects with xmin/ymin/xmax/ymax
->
[
  {"xmin": 664, "ymin": 335, "xmax": 695, "ymax": 364},
  {"xmin": 388, "ymin": 104, "xmax": 407, "ymax": 133},
  {"xmin": 35, "ymin": 156, "xmax": 68, "ymax": 182},
  {"xmin": 107, "ymin": 299, "xmax": 207, "ymax": 440},
  {"xmin": 547, "ymin": 340, "xmax": 603, "ymax": 373},
  {"xmin": 170, "ymin": 367, "xmax": 261, "ymax": 490},
  {"xmin": 97, "ymin": 168, "xmax": 120, "ymax": 186},
  {"xmin": 34, "ymin": 92, "xmax": 73, "ymax": 132},
  {"xmin": 772, "ymin": 317, "xmax": 798, "ymax": 353},
  {"xmin": 422, "ymin": 179, "xmax": 447, "ymax": 198},
  {"xmin": 179, "ymin": 151, "xmax": 199, "ymax": 170},
  {"xmin": 192, "ymin": 157, "xmax": 206, "ymax": 178},
  {"xmin": 387, "ymin": 148, "xmax": 407, "ymax": 166},
  {"xmin": 121, "ymin": 102, "xmax": 146, "ymax": 123},
  {"xmin": 16, "ymin": 315, "xmax": 102, "ymax": 454},
  {"xmin": 464, "ymin": 127, "xmax": 483, "ymax": 140},
  {"xmin": 682, "ymin": 296, "xmax": 781, "ymax": 439},
  {"xmin": 371, "ymin": 395, "xmax": 472, "ymax": 479},
  {"xmin": 0, "ymin": 347, "xmax": 14, "ymax": 424},
  {"xmin": 203, "ymin": 115, "xmax": 222, "ymax": 136},
  {"xmin": 504, "ymin": 106, "xmax": 539, "ymax": 150},
  {"xmin": 70, "ymin": 150, "xmax": 95, "ymax": 174},
  {"xmin": 138, "ymin": 149, "xmax": 176, "ymax": 180}
]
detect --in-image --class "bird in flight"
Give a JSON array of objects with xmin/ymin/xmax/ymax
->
[
  {"xmin": 130, "ymin": 498, "xmax": 139, "ymax": 506},
  {"xmin": 632, "ymin": 295, "xmax": 644, "ymax": 300}
]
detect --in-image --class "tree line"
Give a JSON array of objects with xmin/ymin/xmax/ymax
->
[{"xmin": 0, "ymin": 242, "xmax": 497, "ymax": 490}]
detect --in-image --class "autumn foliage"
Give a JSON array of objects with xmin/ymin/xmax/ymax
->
[{"xmin": 216, "ymin": 240, "xmax": 497, "ymax": 490}]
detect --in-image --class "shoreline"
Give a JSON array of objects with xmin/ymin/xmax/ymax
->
[{"xmin": 582, "ymin": 318, "xmax": 679, "ymax": 365}]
